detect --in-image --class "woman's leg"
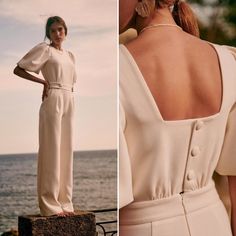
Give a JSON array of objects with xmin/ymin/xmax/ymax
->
[
  {"xmin": 37, "ymin": 92, "xmax": 63, "ymax": 216},
  {"xmin": 58, "ymin": 93, "xmax": 74, "ymax": 212}
]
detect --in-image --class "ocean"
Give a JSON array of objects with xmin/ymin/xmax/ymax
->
[{"xmin": 0, "ymin": 150, "xmax": 117, "ymax": 234}]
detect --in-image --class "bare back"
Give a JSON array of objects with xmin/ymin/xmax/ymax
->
[{"xmin": 126, "ymin": 29, "xmax": 222, "ymax": 121}]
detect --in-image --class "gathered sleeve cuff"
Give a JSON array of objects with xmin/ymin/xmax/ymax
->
[
  {"xmin": 119, "ymin": 103, "xmax": 134, "ymax": 209},
  {"xmin": 216, "ymin": 103, "xmax": 236, "ymax": 176},
  {"xmin": 17, "ymin": 42, "xmax": 50, "ymax": 74}
]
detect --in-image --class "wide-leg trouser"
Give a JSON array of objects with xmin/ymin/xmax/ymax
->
[
  {"xmin": 119, "ymin": 183, "xmax": 232, "ymax": 236},
  {"xmin": 37, "ymin": 88, "xmax": 74, "ymax": 216}
]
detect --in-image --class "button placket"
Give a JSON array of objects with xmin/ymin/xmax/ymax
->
[{"xmin": 183, "ymin": 120, "xmax": 204, "ymax": 190}]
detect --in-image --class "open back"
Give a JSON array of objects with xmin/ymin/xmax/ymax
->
[{"xmin": 125, "ymin": 31, "xmax": 223, "ymax": 121}]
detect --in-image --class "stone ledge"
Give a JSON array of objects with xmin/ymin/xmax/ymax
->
[{"xmin": 18, "ymin": 210, "xmax": 96, "ymax": 236}]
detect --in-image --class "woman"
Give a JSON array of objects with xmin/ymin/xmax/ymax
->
[
  {"xmin": 13, "ymin": 16, "xmax": 77, "ymax": 217},
  {"xmin": 119, "ymin": 0, "xmax": 236, "ymax": 235}
]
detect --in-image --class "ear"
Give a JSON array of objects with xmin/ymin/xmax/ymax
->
[{"xmin": 135, "ymin": 0, "xmax": 155, "ymax": 18}]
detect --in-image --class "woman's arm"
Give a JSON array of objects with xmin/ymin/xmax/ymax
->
[
  {"xmin": 13, "ymin": 66, "xmax": 46, "ymax": 85},
  {"xmin": 13, "ymin": 66, "xmax": 49, "ymax": 100},
  {"xmin": 228, "ymin": 176, "xmax": 236, "ymax": 235}
]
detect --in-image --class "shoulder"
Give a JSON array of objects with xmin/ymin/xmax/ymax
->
[
  {"xmin": 210, "ymin": 44, "xmax": 236, "ymax": 73},
  {"xmin": 119, "ymin": 44, "xmax": 134, "ymax": 62},
  {"xmin": 26, "ymin": 42, "xmax": 50, "ymax": 56},
  {"xmin": 31, "ymin": 42, "xmax": 50, "ymax": 51},
  {"xmin": 119, "ymin": 44, "xmax": 139, "ymax": 72},
  {"xmin": 19, "ymin": 42, "xmax": 50, "ymax": 60},
  {"xmin": 119, "ymin": 44, "xmax": 126, "ymax": 55},
  {"xmin": 194, "ymin": 41, "xmax": 236, "ymax": 69},
  {"xmin": 119, "ymin": 44, "xmax": 138, "ymax": 91},
  {"xmin": 67, "ymin": 50, "xmax": 76, "ymax": 63},
  {"xmin": 222, "ymin": 45, "xmax": 236, "ymax": 59},
  {"xmin": 207, "ymin": 42, "xmax": 236, "ymax": 57},
  {"xmin": 119, "ymin": 44, "xmax": 130, "ymax": 70},
  {"xmin": 218, "ymin": 45, "xmax": 236, "ymax": 103}
]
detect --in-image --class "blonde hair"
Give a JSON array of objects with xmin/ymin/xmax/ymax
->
[{"xmin": 157, "ymin": 0, "xmax": 200, "ymax": 37}]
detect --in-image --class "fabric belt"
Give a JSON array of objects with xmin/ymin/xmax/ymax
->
[
  {"xmin": 49, "ymin": 83, "xmax": 74, "ymax": 92},
  {"xmin": 119, "ymin": 182, "xmax": 221, "ymax": 225}
]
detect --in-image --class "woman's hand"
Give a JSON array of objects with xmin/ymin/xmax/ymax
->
[
  {"xmin": 13, "ymin": 66, "xmax": 48, "ymax": 100},
  {"xmin": 42, "ymin": 81, "xmax": 49, "ymax": 101},
  {"xmin": 228, "ymin": 176, "xmax": 236, "ymax": 236}
]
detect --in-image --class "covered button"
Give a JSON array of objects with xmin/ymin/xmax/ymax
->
[
  {"xmin": 195, "ymin": 120, "xmax": 204, "ymax": 130},
  {"xmin": 191, "ymin": 146, "xmax": 200, "ymax": 157},
  {"xmin": 187, "ymin": 170, "xmax": 195, "ymax": 180}
]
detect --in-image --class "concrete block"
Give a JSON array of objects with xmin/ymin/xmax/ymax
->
[{"xmin": 18, "ymin": 210, "xmax": 96, "ymax": 236}]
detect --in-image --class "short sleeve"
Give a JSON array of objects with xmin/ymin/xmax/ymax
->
[
  {"xmin": 68, "ymin": 51, "xmax": 77, "ymax": 83},
  {"xmin": 17, "ymin": 42, "xmax": 50, "ymax": 74},
  {"xmin": 215, "ymin": 103, "xmax": 236, "ymax": 175},
  {"xmin": 119, "ymin": 103, "xmax": 134, "ymax": 209}
]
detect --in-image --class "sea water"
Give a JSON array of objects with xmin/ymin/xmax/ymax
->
[{"xmin": 0, "ymin": 150, "xmax": 117, "ymax": 233}]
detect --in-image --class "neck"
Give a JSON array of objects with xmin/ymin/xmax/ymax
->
[
  {"xmin": 137, "ymin": 7, "xmax": 177, "ymax": 33},
  {"xmin": 50, "ymin": 42, "xmax": 62, "ymax": 51}
]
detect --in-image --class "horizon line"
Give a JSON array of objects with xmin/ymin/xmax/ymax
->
[{"xmin": 0, "ymin": 148, "xmax": 117, "ymax": 157}]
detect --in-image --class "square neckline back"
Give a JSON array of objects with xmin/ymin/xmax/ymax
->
[{"xmin": 120, "ymin": 43, "xmax": 225, "ymax": 124}]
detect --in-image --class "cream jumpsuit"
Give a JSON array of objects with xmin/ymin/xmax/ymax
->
[
  {"xmin": 119, "ymin": 44, "xmax": 236, "ymax": 235},
  {"xmin": 17, "ymin": 42, "xmax": 77, "ymax": 216}
]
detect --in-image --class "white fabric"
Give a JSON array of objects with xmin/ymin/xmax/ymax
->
[
  {"xmin": 119, "ymin": 42, "xmax": 236, "ymax": 236},
  {"xmin": 17, "ymin": 42, "xmax": 76, "ymax": 216},
  {"xmin": 17, "ymin": 42, "xmax": 77, "ymax": 84},
  {"xmin": 119, "ymin": 44, "xmax": 236, "ymax": 208},
  {"xmin": 120, "ymin": 183, "xmax": 232, "ymax": 236}
]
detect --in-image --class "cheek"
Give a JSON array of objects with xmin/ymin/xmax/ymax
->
[
  {"xmin": 49, "ymin": 29, "xmax": 56, "ymax": 39},
  {"xmin": 60, "ymin": 30, "xmax": 66, "ymax": 37}
]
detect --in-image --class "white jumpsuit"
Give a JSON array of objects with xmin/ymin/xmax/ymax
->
[
  {"xmin": 17, "ymin": 42, "xmax": 77, "ymax": 216},
  {"xmin": 119, "ymin": 44, "xmax": 236, "ymax": 235}
]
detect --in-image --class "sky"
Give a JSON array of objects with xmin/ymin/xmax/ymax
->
[{"xmin": 0, "ymin": 0, "xmax": 117, "ymax": 154}]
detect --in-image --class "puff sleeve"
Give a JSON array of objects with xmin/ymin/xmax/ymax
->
[
  {"xmin": 215, "ymin": 103, "xmax": 236, "ymax": 176},
  {"xmin": 68, "ymin": 51, "xmax": 77, "ymax": 83},
  {"xmin": 17, "ymin": 42, "xmax": 50, "ymax": 74},
  {"xmin": 215, "ymin": 46, "xmax": 236, "ymax": 176},
  {"xmin": 119, "ymin": 103, "xmax": 134, "ymax": 209},
  {"xmin": 223, "ymin": 45, "xmax": 236, "ymax": 59}
]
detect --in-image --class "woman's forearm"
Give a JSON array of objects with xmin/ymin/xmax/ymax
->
[
  {"xmin": 13, "ymin": 66, "xmax": 46, "ymax": 85},
  {"xmin": 228, "ymin": 176, "xmax": 236, "ymax": 235}
]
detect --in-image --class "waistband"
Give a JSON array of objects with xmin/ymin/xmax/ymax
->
[
  {"xmin": 49, "ymin": 82, "xmax": 74, "ymax": 92},
  {"xmin": 119, "ymin": 183, "xmax": 221, "ymax": 225}
]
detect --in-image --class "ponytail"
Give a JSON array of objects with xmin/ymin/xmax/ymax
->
[{"xmin": 172, "ymin": 0, "xmax": 200, "ymax": 37}]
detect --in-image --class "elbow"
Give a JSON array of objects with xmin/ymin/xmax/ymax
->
[
  {"xmin": 13, "ymin": 65, "xmax": 22, "ymax": 76},
  {"xmin": 13, "ymin": 66, "xmax": 19, "ymax": 75}
]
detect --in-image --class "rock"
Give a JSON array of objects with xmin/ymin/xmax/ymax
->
[{"xmin": 18, "ymin": 210, "xmax": 96, "ymax": 236}]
